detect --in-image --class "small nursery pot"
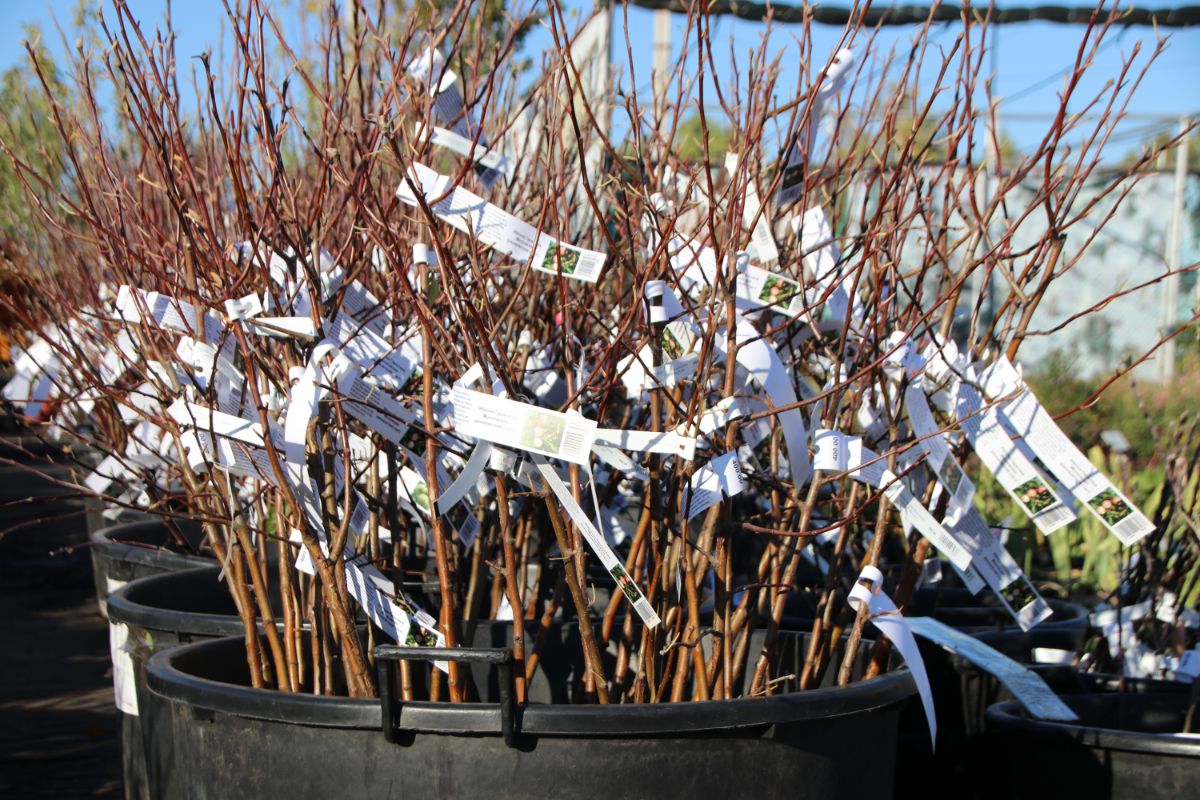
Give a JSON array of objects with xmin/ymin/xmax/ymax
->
[
  {"xmin": 984, "ymin": 691, "xmax": 1200, "ymax": 800},
  {"xmin": 90, "ymin": 518, "xmax": 211, "ymax": 618},
  {"xmin": 142, "ymin": 627, "xmax": 916, "ymax": 799}
]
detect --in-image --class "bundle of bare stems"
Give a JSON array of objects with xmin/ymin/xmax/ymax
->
[{"xmin": 0, "ymin": 0, "xmax": 1195, "ymax": 709}]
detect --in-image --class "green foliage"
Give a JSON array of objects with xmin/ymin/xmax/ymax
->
[
  {"xmin": 0, "ymin": 26, "xmax": 68, "ymax": 247},
  {"xmin": 972, "ymin": 443, "xmax": 1169, "ymax": 594},
  {"xmin": 1024, "ymin": 347, "xmax": 1200, "ymax": 463},
  {"xmin": 673, "ymin": 113, "xmax": 731, "ymax": 163}
]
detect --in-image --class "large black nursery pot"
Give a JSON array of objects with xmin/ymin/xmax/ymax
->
[
  {"xmin": 106, "ymin": 563, "xmax": 440, "ymax": 800},
  {"xmin": 106, "ymin": 565, "xmax": 254, "ymax": 800},
  {"xmin": 84, "ymin": 494, "xmax": 153, "ymax": 536},
  {"xmin": 141, "ymin": 626, "xmax": 916, "ymax": 799},
  {"xmin": 908, "ymin": 585, "xmax": 1090, "ymax": 638},
  {"xmin": 90, "ymin": 518, "xmax": 211, "ymax": 618},
  {"xmin": 984, "ymin": 690, "xmax": 1200, "ymax": 800},
  {"xmin": 893, "ymin": 593, "xmax": 1089, "ymax": 800}
]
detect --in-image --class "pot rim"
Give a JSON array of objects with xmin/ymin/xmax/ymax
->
[
  {"xmin": 90, "ymin": 519, "xmax": 214, "ymax": 572},
  {"xmin": 147, "ymin": 633, "xmax": 917, "ymax": 737},
  {"xmin": 107, "ymin": 565, "xmax": 246, "ymax": 637},
  {"xmin": 985, "ymin": 695, "xmax": 1200, "ymax": 757}
]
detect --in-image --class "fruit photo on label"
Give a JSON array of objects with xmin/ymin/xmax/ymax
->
[
  {"xmin": 1014, "ymin": 476, "xmax": 1055, "ymax": 513},
  {"xmin": 1088, "ymin": 488, "xmax": 1132, "ymax": 526}
]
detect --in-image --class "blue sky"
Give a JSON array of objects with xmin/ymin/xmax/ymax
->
[{"xmin": 1, "ymin": 1, "xmax": 1195, "ymax": 159}]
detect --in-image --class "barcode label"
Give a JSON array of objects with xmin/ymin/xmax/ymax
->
[
  {"xmin": 531, "ymin": 239, "xmax": 605, "ymax": 283},
  {"xmin": 559, "ymin": 426, "xmax": 590, "ymax": 464}
]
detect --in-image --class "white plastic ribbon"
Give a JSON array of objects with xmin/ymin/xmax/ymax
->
[
  {"xmin": 396, "ymin": 163, "xmax": 606, "ymax": 282},
  {"xmin": 849, "ymin": 566, "xmax": 937, "ymax": 748},
  {"xmin": 813, "ymin": 429, "xmax": 972, "ymax": 571},
  {"xmin": 528, "ymin": 454, "xmax": 661, "ymax": 628}
]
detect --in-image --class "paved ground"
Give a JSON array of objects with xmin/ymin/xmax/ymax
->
[{"xmin": 0, "ymin": 431, "xmax": 122, "ymax": 798}]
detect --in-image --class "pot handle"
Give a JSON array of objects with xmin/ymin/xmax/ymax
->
[{"xmin": 373, "ymin": 645, "xmax": 517, "ymax": 747}]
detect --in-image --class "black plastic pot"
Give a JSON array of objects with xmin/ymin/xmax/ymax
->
[
  {"xmin": 896, "ymin": 621, "xmax": 1191, "ymax": 800},
  {"xmin": 142, "ymin": 627, "xmax": 915, "ymax": 799},
  {"xmin": 90, "ymin": 519, "xmax": 212, "ymax": 618},
  {"xmin": 107, "ymin": 563, "xmax": 440, "ymax": 799},
  {"xmin": 984, "ymin": 691, "xmax": 1200, "ymax": 799},
  {"xmin": 895, "ymin": 623, "xmax": 1094, "ymax": 799},
  {"xmin": 106, "ymin": 565, "xmax": 250, "ymax": 800},
  {"xmin": 908, "ymin": 586, "xmax": 1089, "ymax": 638},
  {"xmin": 84, "ymin": 495, "xmax": 153, "ymax": 535}
]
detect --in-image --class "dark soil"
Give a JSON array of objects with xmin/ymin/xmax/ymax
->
[{"xmin": 0, "ymin": 431, "xmax": 121, "ymax": 798}]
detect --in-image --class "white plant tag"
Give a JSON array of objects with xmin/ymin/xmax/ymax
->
[
  {"xmin": 724, "ymin": 153, "xmax": 779, "ymax": 264},
  {"xmin": 593, "ymin": 428, "xmax": 696, "ymax": 460},
  {"xmin": 982, "ymin": 358, "xmax": 1153, "ymax": 546},
  {"xmin": 849, "ymin": 566, "xmax": 937, "ymax": 747},
  {"xmin": 529, "ymin": 455, "xmax": 661, "ymax": 628},
  {"xmin": 109, "ymin": 621, "xmax": 139, "ymax": 716},
  {"xmin": 813, "ymin": 429, "xmax": 972, "ymax": 570},
  {"xmin": 907, "ymin": 616, "xmax": 1079, "ymax": 721},
  {"xmin": 924, "ymin": 343, "xmax": 1075, "ymax": 535},
  {"xmin": 115, "ymin": 285, "xmax": 236, "ymax": 362},
  {"xmin": 85, "ymin": 454, "xmax": 128, "ymax": 495},
  {"xmin": 716, "ymin": 318, "xmax": 813, "ymax": 485},
  {"xmin": 775, "ymin": 48, "xmax": 855, "ymax": 207},
  {"xmin": 617, "ymin": 348, "xmax": 699, "ymax": 395},
  {"xmin": 326, "ymin": 313, "xmax": 421, "ymax": 391},
  {"xmin": 396, "ymin": 163, "xmax": 605, "ymax": 282},
  {"xmin": 451, "ymin": 387, "xmax": 597, "ymax": 466},
  {"xmin": 902, "ymin": 382, "xmax": 1052, "ymax": 630},
  {"xmin": 685, "ymin": 451, "xmax": 746, "ymax": 520},
  {"xmin": 1175, "ymin": 648, "xmax": 1200, "ymax": 682},
  {"xmin": 792, "ymin": 206, "xmax": 862, "ymax": 328},
  {"xmin": 416, "ymin": 123, "xmax": 511, "ymax": 187},
  {"xmin": 734, "ymin": 260, "xmax": 807, "ymax": 317},
  {"xmin": 407, "ymin": 46, "xmax": 482, "ymax": 141}
]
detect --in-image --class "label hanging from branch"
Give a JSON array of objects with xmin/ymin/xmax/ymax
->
[
  {"xmin": 528, "ymin": 454, "xmax": 661, "ymax": 628},
  {"xmin": 724, "ymin": 153, "xmax": 779, "ymax": 264},
  {"xmin": 716, "ymin": 317, "xmax": 814, "ymax": 485},
  {"xmin": 908, "ymin": 616, "xmax": 1079, "ymax": 721},
  {"xmin": 812, "ymin": 429, "xmax": 972, "ymax": 570},
  {"xmin": 901, "ymin": 380, "xmax": 1053, "ymax": 630},
  {"xmin": 116, "ymin": 286, "xmax": 238, "ymax": 364},
  {"xmin": 775, "ymin": 48, "xmax": 855, "ymax": 207},
  {"xmin": 416, "ymin": 123, "xmax": 511, "ymax": 187},
  {"xmin": 923, "ymin": 341, "xmax": 1076, "ymax": 535},
  {"xmin": 396, "ymin": 163, "xmax": 605, "ymax": 282},
  {"xmin": 450, "ymin": 387, "xmax": 597, "ymax": 466},
  {"xmin": 848, "ymin": 565, "xmax": 937, "ymax": 748},
  {"xmin": 593, "ymin": 428, "xmax": 696, "ymax": 460},
  {"xmin": 981, "ymin": 358, "xmax": 1153, "ymax": 546},
  {"xmin": 326, "ymin": 313, "xmax": 421, "ymax": 391},
  {"xmin": 792, "ymin": 206, "xmax": 862, "ymax": 328},
  {"xmin": 617, "ymin": 348, "xmax": 699, "ymax": 395},
  {"xmin": 685, "ymin": 451, "xmax": 746, "ymax": 520},
  {"xmin": 406, "ymin": 47, "xmax": 488, "ymax": 159},
  {"xmin": 733, "ymin": 256, "xmax": 809, "ymax": 318},
  {"xmin": 280, "ymin": 348, "xmax": 444, "ymax": 653}
]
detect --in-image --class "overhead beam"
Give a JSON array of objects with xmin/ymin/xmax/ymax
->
[{"xmin": 622, "ymin": 2, "xmax": 1200, "ymax": 28}]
